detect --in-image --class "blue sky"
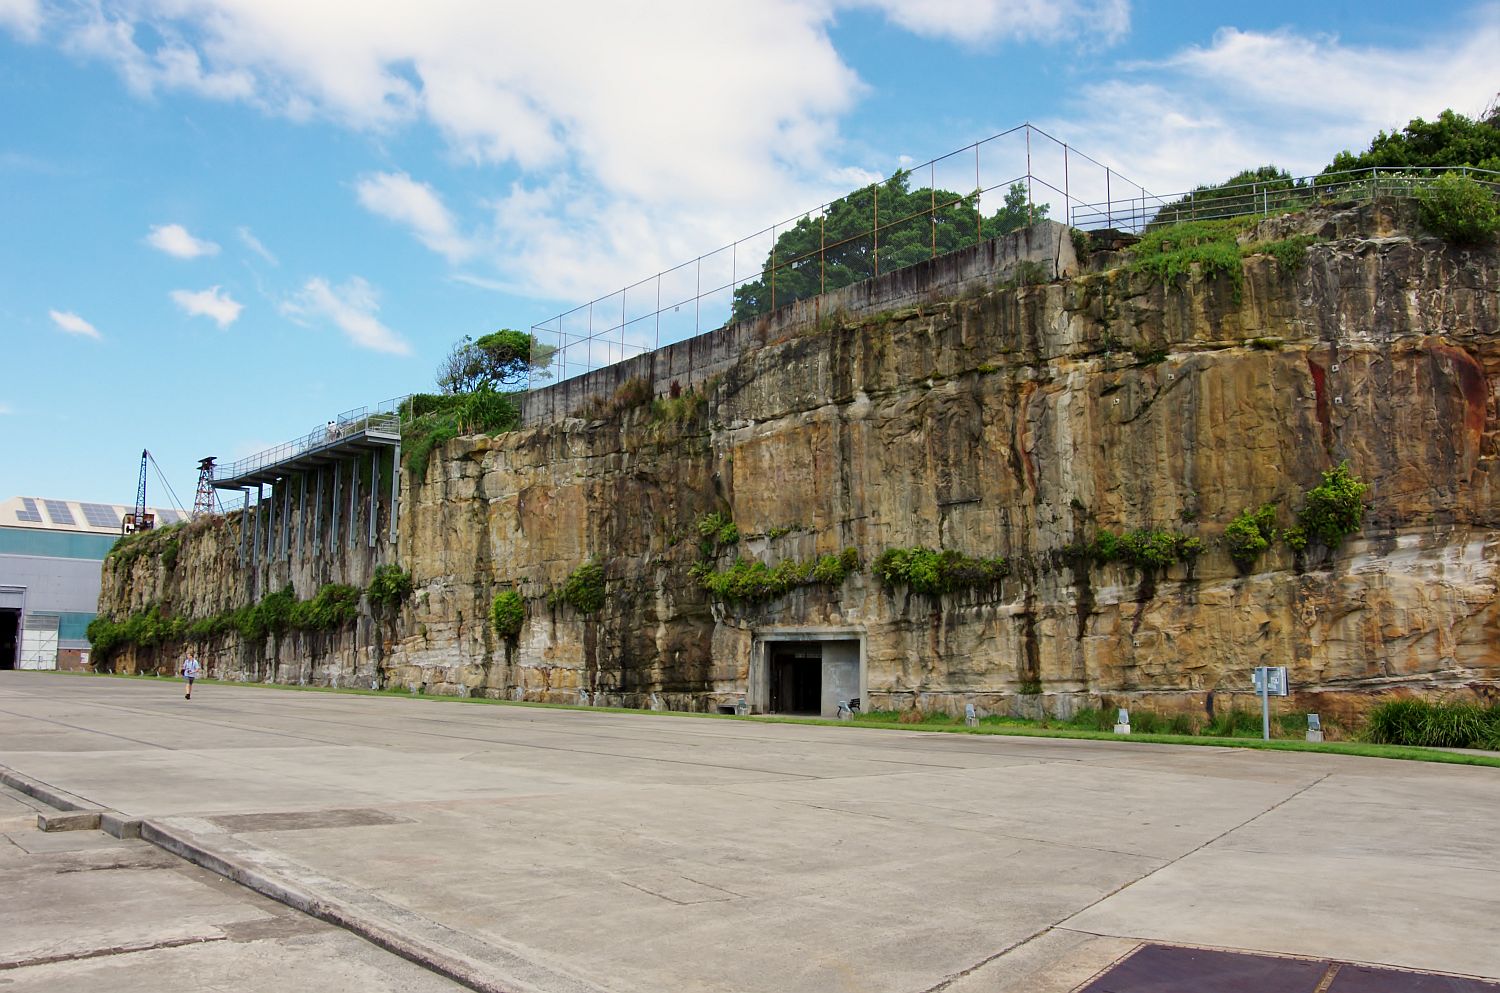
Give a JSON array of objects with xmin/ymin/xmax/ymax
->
[{"xmin": 2, "ymin": 0, "xmax": 1495, "ymax": 509}]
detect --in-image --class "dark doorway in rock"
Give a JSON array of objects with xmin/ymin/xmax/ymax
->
[
  {"xmin": 0, "ymin": 610, "xmax": 18, "ymax": 670},
  {"xmin": 768, "ymin": 642, "xmax": 822, "ymax": 715}
]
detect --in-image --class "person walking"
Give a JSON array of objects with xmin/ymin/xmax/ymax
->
[{"xmin": 181, "ymin": 652, "xmax": 201, "ymax": 700}]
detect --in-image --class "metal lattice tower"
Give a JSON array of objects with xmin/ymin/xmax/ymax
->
[
  {"xmin": 193, "ymin": 457, "xmax": 218, "ymax": 517},
  {"xmin": 122, "ymin": 449, "xmax": 154, "ymax": 534}
]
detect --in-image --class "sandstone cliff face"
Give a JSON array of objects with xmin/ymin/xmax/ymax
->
[{"xmin": 99, "ymin": 201, "xmax": 1500, "ymax": 719}]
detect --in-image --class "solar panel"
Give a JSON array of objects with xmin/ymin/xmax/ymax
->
[
  {"xmin": 15, "ymin": 498, "xmax": 41, "ymax": 523},
  {"xmin": 80, "ymin": 503, "xmax": 121, "ymax": 528},
  {"xmin": 42, "ymin": 500, "xmax": 75, "ymax": 525}
]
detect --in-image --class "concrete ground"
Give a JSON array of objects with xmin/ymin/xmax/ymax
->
[
  {"xmin": 0, "ymin": 671, "xmax": 1496, "ymax": 993},
  {"xmin": 0, "ymin": 781, "xmax": 464, "ymax": 992}
]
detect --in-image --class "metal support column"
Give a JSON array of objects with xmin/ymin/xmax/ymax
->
[
  {"xmin": 266, "ymin": 481, "xmax": 276, "ymax": 562},
  {"xmin": 314, "ymin": 468, "xmax": 323, "ymax": 551},
  {"xmin": 368, "ymin": 451, "xmax": 379, "ymax": 548},
  {"xmin": 331, "ymin": 463, "xmax": 341, "ymax": 553},
  {"xmin": 298, "ymin": 473, "xmax": 306, "ymax": 559},
  {"xmin": 388, "ymin": 441, "xmax": 400, "ymax": 545},
  {"xmin": 282, "ymin": 480, "xmax": 291, "ymax": 559},
  {"xmin": 348, "ymin": 457, "xmax": 359, "ymax": 548},
  {"xmin": 253, "ymin": 484, "xmax": 263, "ymax": 571},
  {"xmin": 239, "ymin": 491, "xmax": 249, "ymax": 565}
]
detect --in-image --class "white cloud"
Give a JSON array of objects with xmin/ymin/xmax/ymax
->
[
  {"xmin": 0, "ymin": 401, "xmax": 12, "ymax": 415},
  {"xmin": 282, "ymin": 276, "xmax": 410, "ymax": 356},
  {"xmin": 237, "ymin": 227, "xmax": 278, "ymax": 265},
  {"xmin": 853, "ymin": 0, "xmax": 1130, "ymax": 47},
  {"xmin": 0, "ymin": 0, "xmax": 41, "ymax": 41},
  {"xmin": 1047, "ymin": 14, "xmax": 1500, "ymax": 199},
  {"xmin": 38, "ymin": 1, "xmax": 1119, "ymax": 306},
  {"xmin": 146, "ymin": 223, "xmax": 220, "ymax": 259},
  {"xmin": 49, "ymin": 309, "xmax": 100, "ymax": 339},
  {"xmin": 170, "ymin": 285, "xmax": 243, "ymax": 328},
  {"xmin": 355, "ymin": 172, "xmax": 473, "ymax": 262}
]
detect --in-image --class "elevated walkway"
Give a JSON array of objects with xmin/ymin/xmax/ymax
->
[{"xmin": 211, "ymin": 402, "xmax": 404, "ymax": 490}]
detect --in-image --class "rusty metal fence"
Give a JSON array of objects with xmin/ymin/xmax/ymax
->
[
  {"xmin": 527, "ymin": 124, "xmax": 1153, "ymax": 387},
  {"xmin": 528, "ymin": 124, "xmax": 1500, "ymax": 389}
]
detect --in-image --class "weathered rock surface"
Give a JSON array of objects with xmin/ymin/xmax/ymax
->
[{"xmin": 98, "ymin": 202, "xmax": 1500, "ymax": 720}]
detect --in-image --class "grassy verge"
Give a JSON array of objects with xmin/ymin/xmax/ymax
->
[{"xmin": 33, "ymin": 671, "xmax": 1500, "ymax": 769}]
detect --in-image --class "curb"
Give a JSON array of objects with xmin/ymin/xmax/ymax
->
[
  {"xmin": 36, "ymin": 810, "xmax": 101, "ymax": 833},
  {"xmin": 138, "ymin": 820, "xmax": 535, "ymax": 993},
  {"xmin": 0, "ymin": 765, "xmax": 104, "ymax": 814}
]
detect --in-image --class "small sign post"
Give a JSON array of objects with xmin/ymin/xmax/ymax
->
[{"xmin": 1252, "ymin": 666, "xmax": 1289, "ymax": 740}]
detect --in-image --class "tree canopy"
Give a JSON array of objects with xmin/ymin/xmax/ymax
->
[
  {"xmin": 437, "ymin": 329, "xmax": 556, "ymax": 393},
  {"xmin": 1326, "ymin": 107, "xmax": 1500, "ymax": 175},
  {"xmin": 729, "ymin": 175, "xmax": 1047, "ymax": 324}
]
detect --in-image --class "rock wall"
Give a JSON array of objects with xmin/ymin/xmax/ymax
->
[{"xmin": 99, "ymin": 202, "xmax": 1500, "ymax": 720}]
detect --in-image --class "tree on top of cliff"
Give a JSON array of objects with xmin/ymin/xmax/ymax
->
[
  {"xmin": 1325, "ymin": 108, "xmax": 1500, "ymax": 175},
  {"xmin": 1146, "ymin": 165, "xmax": 1300, "ymax": 228},
  {"xmin": 728, "ymin": 175, "xmax": 1047, "ymax": 324},
  {"xmin": 437, "ymin": 329, "xmax": 557, "ymax": 393}
]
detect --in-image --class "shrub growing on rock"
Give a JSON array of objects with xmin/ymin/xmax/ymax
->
[
  {"xmin": 491, "ymin": 590, "xmax": 524, "ymax": 640},
  {"xmin": 1416, "ymin": 172, "xmax": 1500, "ymax": 244},
  {"xmin": 1225, "ymin": 504, "xmax": 1278, "ymax": 570},
  {"xmin": 1297, "ymin": 462, "xmax": 1369, "ymax": 549}
]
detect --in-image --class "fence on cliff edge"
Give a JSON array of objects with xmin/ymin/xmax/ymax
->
[
  {"xmin": 528, "ymin": 124, "xmax": 1500, "ymax": 390},
  {"xmin": 526, "ymin": 124, "xmax": 1143, "ymax": 389}
]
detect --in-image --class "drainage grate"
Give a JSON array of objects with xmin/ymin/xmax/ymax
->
[{"xmin": 1078, "ymin": 946, "xmax": 1500, "ymax": 993}]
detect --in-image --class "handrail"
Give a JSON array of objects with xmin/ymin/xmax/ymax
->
[{"xmin": 212, "ymin": 396, "xmax": 410, "ymax": 483}]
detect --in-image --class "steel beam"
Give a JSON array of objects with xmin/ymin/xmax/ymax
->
[
  {"xmin": 348, "ymin": 456, "xmax": 359, "ymax": 548},
  {"xmin": 368, "ymin": 451, "xmax": 379, "ymax": 548},
  {"xmin": 298, "ymin": 473, "xmax": 307, "ymax": 559},
  {"xmin": 331, "ymin": 463, "xmax": 341, "ymax": 553},
  {"xmin": 314, "ymin": 468, "xmax": 323, "ymax": 552},
  {"xmin": 388, "ymin": 441, "xmax": 400, "ymax": 545}
]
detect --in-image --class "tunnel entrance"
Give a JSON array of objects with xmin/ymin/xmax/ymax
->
[
  {"xmin": 0, "ymin": 610, "xmax": 19, "ymax": 670},
  {"xmin": 753, "ymin": 633, "xmax": 863, "ymax": 718},
  {"xmin": 768, "ymin": 643, "xmax": 823, "ymax": 715}
]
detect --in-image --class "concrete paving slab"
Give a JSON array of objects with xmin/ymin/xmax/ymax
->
[{"xmin": 0, "ymin": 807, "xmax": 464, "ymax": 992}]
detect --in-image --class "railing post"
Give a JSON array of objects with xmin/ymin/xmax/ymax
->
[
  {"xmin": 873, "ymin": 183, "xmax": 880, "ymax": 277},
  {"xmin": 1106, "ymin": 168, "xmax": 1112, "ymax": 228}
]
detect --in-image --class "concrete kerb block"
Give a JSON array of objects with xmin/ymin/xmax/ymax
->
[
  {"xmin": 0, "ymin": 763, "xmax": 103, "ymax": 814},
  {"xmin": 136, "ymin": 820, "xmax": 529, "ymax": 993},
  {"xmin": 101, "ymin": 810, "xmax": 143, "ymax": 839},
  {"xmin": 36, "ymin": 809, "xmax": 102, "ymax": 833}
]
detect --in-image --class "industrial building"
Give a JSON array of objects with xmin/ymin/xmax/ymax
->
[{"xmin": 0, "ymin": 496, "xmax": 186, "ymax": 670}]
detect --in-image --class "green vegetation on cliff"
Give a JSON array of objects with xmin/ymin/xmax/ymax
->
[
  {"xmin": 491, "ymin": 590, "xmax": 525, "ymax": 640},
  {"xmin": 700, "ymin": 548, "xmax": 860, "ymax": 603},
  {"xmin": 1225, "ymin": 505, "xmax": 1278, "ymax": 570},
  {"xmin": 88, "ymin": 582, "xmax": 366, "ymax": 665},
  {"xmin": 401, "ymin": 389, "xmax": 521, "ymax": 484},
  {"xmin": 873, "ymin": 547, "xmax": 1009, "ymax": 595},
  {"xmin": 1088, "ymin": 529, "xmax": 1203, "ymax": 572},
  {"xmin": 1295, "ymin": 461, "xmax": 1369, "ymax": 550},
  {"xmin": 730, "ymin": 174, "xmax": 1045, "ymax": 323},
  {"xmin": 548, "ymin": 561, "xmax": 606, "ymax": 614}
]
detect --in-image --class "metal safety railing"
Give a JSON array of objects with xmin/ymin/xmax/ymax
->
[
  {"xmin": 529, "ymin": 124, "xmax": 1500, "ymax": 391},
  {"xmin": 212, "ymin": 395, "xmax": 410, "ymax": 484},
  {"xmin": 528, "ymin": 123, "xmax": 1153, "ymax": 388},
  {"xmin": 1069, "ymin": 164, "xmax": 1500, "ymax": 232}
]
